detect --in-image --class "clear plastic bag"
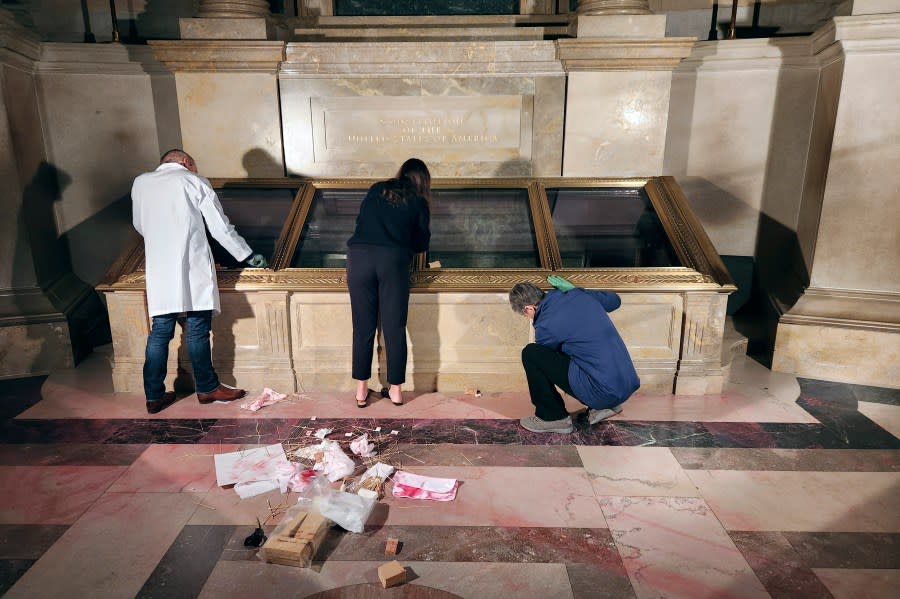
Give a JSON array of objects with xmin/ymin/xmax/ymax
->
[{"xmin": 314, "ymin": 488, "xmax": 376, "ymax": 534}]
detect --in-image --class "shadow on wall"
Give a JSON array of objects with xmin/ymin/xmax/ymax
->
[
  {"xmin": 15, "ymin": 162, "xmax": 112, "ymax": 373},
  {"xmin": 243, "ymin": 147, "xmax": 286, "ymax": 178},
  {"xmin": 133, "ymin": 0, "xmax": 198, "ymax": 41}
]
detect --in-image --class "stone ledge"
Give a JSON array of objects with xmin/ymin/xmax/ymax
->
[
  {"xmin": 556, "ymin": 37, "xmax": 695, "ymax": 71},
  {"xmin": 778, "ymin": 287, "xmax": 900, "ymax": 333},
  {"xmin": 149, "ymin": 40, "xmax": 285, "ymax": 72}
]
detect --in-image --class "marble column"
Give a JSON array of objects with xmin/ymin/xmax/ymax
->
[
  {"xmin": 197, "ymin": 1, "xmax": 270, "ymax": 18},
  {"xmin": 576, "ymin": 0, "xmax": 652, "ymax": 15},
  {"xmin": 772, "ymin": 6, "xmax": 900, "ymax": 388},
  {"xmin": 0, "ymin": 9, "xmax": 106, "ymax": 377},
  {"xmin": 559, "ymin": 0, "xmax": 692, "ymax": 176},
  {"xmin": 150, "ymin": 40, "xmax": 286, "ymax": 178},
  {"xmin": 181, "ymin": 0, "xmax": 273, "ymax": 40}
]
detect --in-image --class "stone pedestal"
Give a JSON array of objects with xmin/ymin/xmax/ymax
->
[
  {"xmin": 773, "ymin": 12, "xmax": 900, "ymax": 388},
  {"xmin": 150, "ymin": 40, "xmax": 286, "ymax": 178},
  {"xmin": 560, "ymin": 1, "xmax": 693, "ymax": 177}
]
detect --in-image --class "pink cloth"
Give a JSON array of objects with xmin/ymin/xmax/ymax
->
[
  {"xmin": 391, "ymin": 470, "xmax": 459, "ymax": 502},
  {"xmin": 240, "ymin": 388, "xmax": 287, "ymax": 412}
]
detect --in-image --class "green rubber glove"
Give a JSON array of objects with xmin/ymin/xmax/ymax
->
[
  {"xmin": 547, "ymin": 275, "xmax": 576, "ymax": 292},
  {"xmin": 245, "ymin": 253, "xmax": 268, "ymax": 268}
]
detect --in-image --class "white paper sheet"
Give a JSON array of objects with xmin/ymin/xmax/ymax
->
[{"xmin": 214, "ymin": 444, "xmax": 290, "ymax": 487}]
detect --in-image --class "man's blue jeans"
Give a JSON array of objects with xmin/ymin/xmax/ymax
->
[{"xmin": 143, "ymin": 311, "xmax": 220, "ymax": 401}]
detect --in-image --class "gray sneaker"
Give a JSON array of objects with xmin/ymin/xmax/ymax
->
[
  {"xmin": 588, "ymin": 404, "xmax": 623, "ymax": 425},
  {"xmin": 520, "ymin": 415, "xmax": 574, "ymax": 434}
]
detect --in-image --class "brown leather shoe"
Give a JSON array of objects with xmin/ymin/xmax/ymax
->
[
  {"xmin": 146, "ymin": 391, "xmax": 177, "ymax": 414},
  {"xmin": 197, "ymin": 384, "xmax": 246, "ymax": 405}
]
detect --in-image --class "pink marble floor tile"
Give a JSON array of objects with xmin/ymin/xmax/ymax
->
[
  {"xmin": 187, "ymin": 485, "xmax": 299, "ymax": 526},
  {"xmin": 813, "ymin": 568, "xmax": 900, "ymax": 599},
  {"xmin": 379, "ymin": 466, "xmax": 607, "ymax": 528},
  {"xmin": 726, "ymin": 354, "xmax": 801, "ymax": 405},
  {"xmin": 16, "ymin": 379, "xmax": 146, "ymax": 420},
  {"xmin": 857, "ymin": 401, "xmax": 900, "ymax": 440},
  {"xmin": 198, "ymin": 560, "xmax": 575, "ymax": 599},
  {"xmin": 601, "ymin": 496, "xmax": 769, "ymax": 599},
  {"xmin": 3, "ymin": 491, "xmax": 199, "ymax": 599},
  {"xmin": 577, "ymin": 447, "xmax": 700, "ymax": 497},
  {"xmin": 610, "ymin": 391, "xmax": 817, "ymax": 424},
  {"xmin": 0, "ymin": 465, "xmax": 126, "ymax": 524},
  {"xmin": 107, "ymin": 443, "xmax": 240, "ymax": 493},
  {"xmin": 687, "ymin": 470, "xmax": 900, "ymax": 532}
]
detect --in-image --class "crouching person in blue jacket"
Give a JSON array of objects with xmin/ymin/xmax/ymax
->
[{"xmin": 509, "ymin": 276, "xmax": 640, "ymax": 434}]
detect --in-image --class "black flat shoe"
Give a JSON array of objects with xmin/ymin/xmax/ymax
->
[{"xmin": 382, "ymin": 387, "xmax": 403, "ymax": 406}]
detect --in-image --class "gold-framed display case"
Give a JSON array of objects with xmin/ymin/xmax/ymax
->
[{"xmin": 99, "ymin": 177, "xmax": 734, "ymax": 395}]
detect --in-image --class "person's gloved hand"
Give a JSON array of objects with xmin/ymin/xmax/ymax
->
[
  {"xmin": 245, "ymin": 253, "xmax": 268, "ymax": 268},
  {"xmin": 547, "ymin": 274, "xmax": 576, "ymax": 293}
]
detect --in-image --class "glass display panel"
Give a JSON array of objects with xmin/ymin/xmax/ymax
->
[
  {"xmin": 547, "ymin": 187, "xmax": 681, "ymax": 268},
  {"xmin": 334, "ymin": 0, "xmax": 518, "ymax": 16},
  {"xmin": 427, "ymin": 188, "xmax": 540, "ymax": 268},
  {"xmin": 208, "ymin": 187, "xmax": 297, "ymax": 268},
  {"xmin": 291, "ymin": 188, "xmax": 367, "ymax": 268}
]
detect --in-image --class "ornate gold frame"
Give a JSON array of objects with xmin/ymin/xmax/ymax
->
[{"xmin": 98, "ymin": 176, "xmax": 735, "ymax": 294}]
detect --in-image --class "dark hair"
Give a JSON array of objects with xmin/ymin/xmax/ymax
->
[
  {"xmin": 382, "ymin": 158, "xmax": 432, "ymax": 206},
  {"xmin": 509, "ymin": 282, "xmax": 545, "ymax": 314}
]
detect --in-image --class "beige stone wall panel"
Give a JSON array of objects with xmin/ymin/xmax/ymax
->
[
  {"xmin": 663, "ymin": 38, "xmax": 820, "ymax": 257},
  {"xmin": 279, "ymin": 40, "xmax": 564, "ymax": 177}
]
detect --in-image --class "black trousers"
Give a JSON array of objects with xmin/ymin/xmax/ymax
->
[
  {"xmin": 347, "ymin": 244, "xmax": 411, "ymax": 385},
  {"xmin": 522, "ymin": 343, "xmax": 576, "ymax": 421}
]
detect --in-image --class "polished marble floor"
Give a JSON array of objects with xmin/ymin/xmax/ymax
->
[{"xmin": 0, "ymin": 351, "xmax": 897, "ymax": 598}]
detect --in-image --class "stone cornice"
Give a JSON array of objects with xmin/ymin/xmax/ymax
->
[
  {"xmin": 676, "ymin": 37, "xmax": 820, "ymax": 72},
  {"xmin": 281, "ymin": 40, "xmax": 564, "ymax": 77},
  {"xmin": 35, "ymin": 44, "xmax": 167, "ymax": 75},
  {"xmin": 833, "ymin": 13, "xmax": 900, "ymax": 48},
  {"xmin": 149, "ymin": 40, "xmax": 286, "ymax": 72},
  {"xmin": 780, "ymin": 287, "xmax": 900, "ymax": 332},
  {"xmin": 556, "ymin": 37, "xmax": 695, "ymax": 71},
  {"xmin": 0, "ymin": 9, "xmax": 41, "ymax": 64}
]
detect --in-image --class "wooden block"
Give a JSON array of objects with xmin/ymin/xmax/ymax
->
[
  {"xmin": 378, "ymin": 560, "xmax": 407, "ymax": 588},
  {"xmin": 384, "ymin": 537, "xmax": 400, "ymax": 555},
  {"xmin": 260, "ymin": 510, "xmax": 330, "ymax": 568}
]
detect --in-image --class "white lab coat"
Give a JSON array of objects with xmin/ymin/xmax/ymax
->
[{"xmin": 132, "ymin": 162, "xmax": 252, "ymax": 317}]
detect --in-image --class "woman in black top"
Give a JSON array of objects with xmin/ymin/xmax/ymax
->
[{"xmin": 347, "ymin": 158, "xmax": 432, "ymax": 408}]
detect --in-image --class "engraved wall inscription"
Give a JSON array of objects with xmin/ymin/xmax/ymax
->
[{"xmin": 311, "ymin": 95, "xmax": 530, "ymax": 163}]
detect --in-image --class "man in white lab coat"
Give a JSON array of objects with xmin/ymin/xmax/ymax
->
[{"xmin": 132, "ymin": 149, "xmax": 268, "ymax": 414}]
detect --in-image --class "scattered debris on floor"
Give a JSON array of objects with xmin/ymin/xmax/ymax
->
[
  {"xmin": 211, "ymin": 411, "xmax": 461, "ymax": 570},
  {"xmin": 240, "ymin": 387, "xmax": 288, "ymax": 412},
  {"xmin": 243, "ymin": 518, "xmax": 267, "ymax": 547},
  {"xmin": 260, "ymin": 507, "xmax": 330, "ymax": 567},
  {"xmin": 378, "ymin": 560, "xmax": 407, "ymax": 588},
  {"xmin": 464, "ymin": 387, "xmax": 482, "ymax": 398},
  {"xmin": 392, "ymin": 471, "xmax": 459, "ymax": 501},
  {"xmin": 214, "ymin": 444, "xmax": 291, "ymax": 499}
]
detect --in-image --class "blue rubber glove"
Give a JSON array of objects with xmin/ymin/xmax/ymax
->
[
  {"xmin": 547, "ymin": 274, "xmax": 576, "ymax": 293},
  {"xmin": 245, "ymin": 253, "xmax": 268, "ymax": 268}
]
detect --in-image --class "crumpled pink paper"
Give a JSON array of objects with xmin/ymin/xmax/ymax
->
[
  {"xmin": 350, "ymin": 434, "xmax": 376, "ymax": 457},
  {"xmin": 275, "ymin": 463, "xmax": 318, "ymax": 494},
  {"xmin": 391, "ymin": 470, "xmax": 459, "ymax": 501},
  {"xmin": 240, "ymin": 387, "xmax": 287, "ymax": 412}
]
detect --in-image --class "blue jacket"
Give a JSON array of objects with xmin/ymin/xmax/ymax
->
[{"xmin": 533, "ymin": 288, "xmax": 640, "ymax": 408}]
